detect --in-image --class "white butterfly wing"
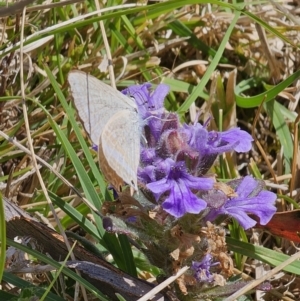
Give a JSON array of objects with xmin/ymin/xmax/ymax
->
[
  {"xmin": 99, "ymin": 110, "xmax": 140, "ymax": 191},
  {"xmin": 68, "ymin": 70, "xmax": 138, "ymax": 146}
]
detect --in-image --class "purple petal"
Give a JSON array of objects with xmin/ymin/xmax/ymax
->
[
  {"xmin": 162, "ymin": 179, "xmax": 207, "ymax": 217},
  {"xmin": 226, "ymin": 209, "xmax": 257, "ymax": 229},
  {"xmin": 220, "ymin": 128, "xmax": 253, "ymax": 152},
  {"xmin": 204, "ymin": 176, "xmax": 277, "ymax": 229},
  {"xmin": 138, "ymin": 165, "xmax": 156, "ymax": 183},
  {"xmin": 149, "ymin": 84, "xmax": 169, "ymax": 111},
  {"xmin": 233, "ymin": 191, "xmax": 277, "ymax": 225},
  {"xmin": 236, "ymin": 176, "xmax": 258, "ymax": 198},
  {"xmin": 182, "ymin": 173, "xmax": 214, "ymax": 191},
  {"xmin": 140, "ymin": 147, "xmax": 156, "ymax": 164},
  {"xmin": 147, "ymin": 178, "xmax": 172, "ymax": 200}
]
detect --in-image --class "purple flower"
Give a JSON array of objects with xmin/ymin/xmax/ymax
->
[
  {"xmin": 185, "ymin": 122, "xmax": 253, "ymax": 154},
  {"xmin": 191, "ymin": 254, "xmax": 218, "ymax": 282},
  {"xmin": 183, "ymin": 122, "xmax": 253, "ymax": 175},
  {"xmin": 203, "ymin": 176, "xmax": 277, "ymax": 229},
  {"xmin": 146, "ymin": 159, "xmax": 213, "ymax": 218}
]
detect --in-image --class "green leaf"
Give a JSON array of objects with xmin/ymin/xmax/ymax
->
[
  {"xmin": 235, "ymin": 70, "xmax": 300, "ymax": 108},
  {"xmin": 0, "ymin": 290, "xmax": 15, "ymax": 300},
  {"xmin": 48, "ymin": 191, "xmax": 102, "ymax": 240},
  {"xmin": 118, "ymin": 234, "xmax": 137, "ymax": 277},
  {"xmin": 227, "ymin": 237, "xmax": 300, "ymax": 274},
  {"xmin": 265, "ymin": 100, "xmax": 293, "ymax": 174},
  {"xmin": 161, "ymin": 77, "xmax": 209, "ymax": 101}
]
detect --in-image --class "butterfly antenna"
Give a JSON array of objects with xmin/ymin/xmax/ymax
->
[{"xmin": 145, "ymin": 114, "xmax": 177, "ymax": 123}]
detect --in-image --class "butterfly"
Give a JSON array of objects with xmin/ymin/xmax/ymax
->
[{"xmin": 68, "ymin": 70, "xmax": 140, "ymax": 192}]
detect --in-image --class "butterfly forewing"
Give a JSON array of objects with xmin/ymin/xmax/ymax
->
[{"xmin": 68, "ymin": 70, "xmax": 138, "ymax": 146}]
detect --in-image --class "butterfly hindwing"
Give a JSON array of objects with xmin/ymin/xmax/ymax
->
[{"xmin": 99, "ymin": 110, "xmax": 140, "ymax": 191}]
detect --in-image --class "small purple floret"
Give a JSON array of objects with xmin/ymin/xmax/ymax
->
[
  {"xmin": 146, "ymin": 160, "xmax": 213, "ymax": 217},
  {"xmin": 191, "ymin": 254, "xmax": 218, "ymax": 283},
  {"xmin": 204, "ymin": 176, "xmax": 277, "ymax": 229}
]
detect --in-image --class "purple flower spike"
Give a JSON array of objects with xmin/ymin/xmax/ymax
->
[
  {"xmin": 146, "ymin": 160, "xmax": 213, "ymax": 218},
  {"xmin": 204, "ymin": 176, "xmax": 277, "ymax": 229},
  {"xmin": 119, "ymin": 82, "xmax": 257, "ymax": 220}
]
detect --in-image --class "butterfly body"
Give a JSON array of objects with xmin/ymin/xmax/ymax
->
[{"xmin": 68, "ymin": 71, "xmax": 140, "ymax": 191}]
